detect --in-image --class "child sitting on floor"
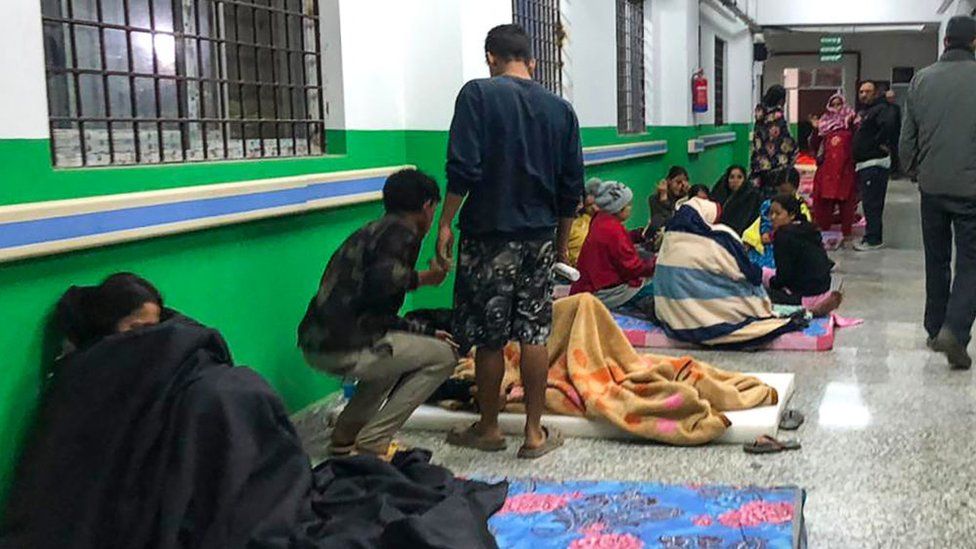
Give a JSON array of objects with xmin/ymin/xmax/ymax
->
[
  {"xmin": 566, "ymin": 177, "xmax": 603, "ymax": 267},
  {"xmin": 743, "ymin": 167, "xmax": 812, "ymax": 269},
  {"xmin": 765, "ymin": 193, "xmax": 843, "ymax": 317},
  {"xmin": 571, "ymin": 180, "xmax": 656, "ymax": 318}
]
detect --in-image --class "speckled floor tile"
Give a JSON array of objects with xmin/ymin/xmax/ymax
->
[{"xmin": 296, "ymin": 182, "xmax": 976, "ymax": 548}]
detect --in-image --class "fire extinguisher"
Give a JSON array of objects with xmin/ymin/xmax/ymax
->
[{"xmin": 692, "ymin": 69, "xmax": 709, "ymax": 114}]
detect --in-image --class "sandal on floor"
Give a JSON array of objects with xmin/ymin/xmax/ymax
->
[
  {"xmin": 779, "ymin": 409, "xmax": 805, "ymax": 431},
  {"xmin": 446, "ymin": 423, "xmax": 508, "ymax": 452},
  {"xmin": 743, "ymin": 435, "xmax": 801, "ymax": 454},
  {"xmin": 517, "ymin": 426, "xmax": 565, "ymax": 459}
]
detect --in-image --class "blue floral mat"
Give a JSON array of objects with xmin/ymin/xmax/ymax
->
[{"xmin": 489, "ymin": 479, "xmax": 806, "ymax": 548}]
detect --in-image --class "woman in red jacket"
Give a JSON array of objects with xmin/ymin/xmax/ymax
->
[
  {"xmin": 809, "ymin": 93, "xmax": 858, "ymax": 244},
  {"xmin": 571, "ymin": 180, "xmax": 656, "ymax": 318}
]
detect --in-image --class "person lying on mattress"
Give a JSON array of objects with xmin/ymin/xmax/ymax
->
[
  {"xmin": 429, "ymin": 293, "xmax": 782, "ymax": 446},
  {"xmin": 1, "ymin": 275, "xmax": 506, "ymax": 549},
  {"xmin": 764, "ymin": 193, "xmax": 844, "ymax": 317},
  {"xmin": 743, "ymin": 168, "xmax": 813, "ymax": 269},
  {"xmin": 570, "ymin": 180, "xmax": 656, "ymax": 320},
  {"xmin": 654, "ymin": 197, "xmax": 804, "ymax": 348}
]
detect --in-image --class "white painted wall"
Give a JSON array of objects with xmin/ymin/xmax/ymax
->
[
  {"xmin": 562, "ymin": 0, "xmax": 617, "ymax": 127},
  {"xmin": 652, "ymin": 0, "xmax": 700, "ymax": 126},
  {"xmin": 330, "ymin": 0, "xmax": 408, "ymax": 130},
  {"xmin": 754, "ymin": 0, "xmax": 945, "ymax": 26},
  {"xmin": 401, "ymin": 0, "xmax": 464, "ymax": 131},
  {"xmin": 699, "ymin": 2, "xmax": 753, "ymax": 125},
  {"xmin": 0, "ymin": 0, "xmax": 49, "ymax": 138},
  {"xmin": 460, "ymin": 1, "xmax": 513, "ymax": 84}
]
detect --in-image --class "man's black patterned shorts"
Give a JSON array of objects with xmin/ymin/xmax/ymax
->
[{"xmin": 452, "ymin": 238, "xmax": 555, "ymax": 350}]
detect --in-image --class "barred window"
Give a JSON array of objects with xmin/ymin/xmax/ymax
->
[
  {"xmin": 41, "ymin": 0, "xmax": 325, "ymax": 167},
  {"xmin": 512, "ymin": 0, "xmax": 563, "ymax": 95},
  {"xmin": 616, "ymin": 0, "xmax": 645, "ymax": 134},
  {"xmin": 714, "ymin": 36, "xmax": 725, "ymax": 125}
]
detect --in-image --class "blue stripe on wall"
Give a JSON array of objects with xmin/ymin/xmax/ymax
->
[
  {"xmin": 701, "ymin": 133, "xmax": 737, "ymax": 147},
  {"xmin": 583, "ymin": 142, "xmax": 667, "ymax": 164},
  {"xmin": 0, "ymin": 176, "xmax": 385, "ymax": 249}
]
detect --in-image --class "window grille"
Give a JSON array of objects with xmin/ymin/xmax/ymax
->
[
  {"xmin": 714, "ymin": 36, "xmax": 726, "ymax": 125},
  {"xmin": 512, "ymin": 0, "xmax": 563, "ymax": 95},
  {"xmin": 41, "ymin": 0, "xmax": 326, "ymax": 167},
  {"xmin": 616, "ymin": 0, "xmax": 645, "ymax": 133}
]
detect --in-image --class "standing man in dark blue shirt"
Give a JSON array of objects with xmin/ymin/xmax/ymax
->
[{"xmin": 437, "ymin": 24, "xmax": 584, "ymax": 459}]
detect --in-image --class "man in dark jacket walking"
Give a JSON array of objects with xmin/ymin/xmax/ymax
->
[
  {"xmin": 852, "ymin": 81, "xmax": 899, "ymax": 251},
  {"xmin": 901, "ymin": 16, "xmax": 976, "ymax": 369}
]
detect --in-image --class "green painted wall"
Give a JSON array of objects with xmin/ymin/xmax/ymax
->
[{"xmin": 0, "ymin": 123, "xmax": 748, "ymax": 503}]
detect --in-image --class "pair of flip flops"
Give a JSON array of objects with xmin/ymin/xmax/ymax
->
[{"xmin": 446, "ymin": 423, "xmax": 565, "ymax": 459}]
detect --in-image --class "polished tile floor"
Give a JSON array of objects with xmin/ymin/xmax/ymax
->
[{"xmin": 300, "ymin": 181, "xmax": 975, "ymax": 548}]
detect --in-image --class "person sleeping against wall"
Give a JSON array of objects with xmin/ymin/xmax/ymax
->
[
  {"xmin": 54, "ymin": 272, "xmax": 164, "ymax": 354},
  {"xmin": 1, "ymin": 274, "xmax": 506, "ymax": 549},
  {"xmin": 570, "ymin": 180, "xmax": 656, "ymax": 320}
]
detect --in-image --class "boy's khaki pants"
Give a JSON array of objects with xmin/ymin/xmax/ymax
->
[{"xmin": 304, "ymin": 331, "xmax": 456, "ymax": 455}]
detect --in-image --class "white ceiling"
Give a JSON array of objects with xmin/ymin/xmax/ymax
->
[{"xmin": 752, "ymin": 0, "xmax": 949, "ymax": 27}]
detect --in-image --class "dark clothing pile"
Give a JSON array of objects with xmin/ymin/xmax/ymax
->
[
  {"xmin": 770, "ymin": 221, "xmax": 835, "ymax": 297},
  {"xmin": 711, "ymin": 179, "xmax": 762, "ymax": 235},
  {"xmin": 447, "ymin": 75, "xmax": 584, "ymax": 240},
  {"xmin": 298, "ymin": 214, "xmax": 435, "ymax": 353},
  {"xmin": 1, "ymin": 316, "xmax": 506, "ymax": 549},
  {"xmin": 853, "ymin": 97, "xmax": 899, "ymax": 164}
]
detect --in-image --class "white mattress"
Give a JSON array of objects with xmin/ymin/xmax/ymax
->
[{"xmin": 403, "ymin": 372, "xmax": 794, "ymax": 445}]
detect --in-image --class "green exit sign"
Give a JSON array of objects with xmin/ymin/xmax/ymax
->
[{"xmin": 820, "ymin": 36, "xmax": 843, "ymax": 62}]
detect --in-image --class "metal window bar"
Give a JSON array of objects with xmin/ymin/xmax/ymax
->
[
  {"xmin": 616, "ymin": 0, "xmax": 644, "ymax": 134},
  {"xmin": 512, "ymin": 0, "xmax": 562, "ymax": 95},
  {"xmin": 40, "ymin": 0, "xmax": 325, "ymax": 167},
  {"xmin": 714, "ymin": 36, "xmax": 725, "ymax": 126}
]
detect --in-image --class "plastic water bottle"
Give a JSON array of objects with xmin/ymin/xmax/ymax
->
[{"xmin": 553, "ymin": 262, "xmax": 581, "ymax": 282}]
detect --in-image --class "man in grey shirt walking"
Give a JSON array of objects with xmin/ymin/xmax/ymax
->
[{"xmin": 901, "ymin": 15, "xmax": 976, "ymax": 369}]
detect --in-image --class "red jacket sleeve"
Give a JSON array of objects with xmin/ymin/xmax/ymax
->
[{"xmin": 609, "ymin": 224, "xmax": 655, "ymax": 281}]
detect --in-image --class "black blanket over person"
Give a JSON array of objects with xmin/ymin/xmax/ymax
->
[{"xmin": 0, "ymin": 314, "xmax": 506, "ymax": 549}]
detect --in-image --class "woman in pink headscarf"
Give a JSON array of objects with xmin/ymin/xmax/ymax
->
[{"xmin": 809, "ymin": 93, "xmax": 858, "ymax": 243}]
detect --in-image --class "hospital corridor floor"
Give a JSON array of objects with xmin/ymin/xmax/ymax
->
[{"xmin": 299, "ymin": 181, "xmax": 976, "ymax": 548}]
